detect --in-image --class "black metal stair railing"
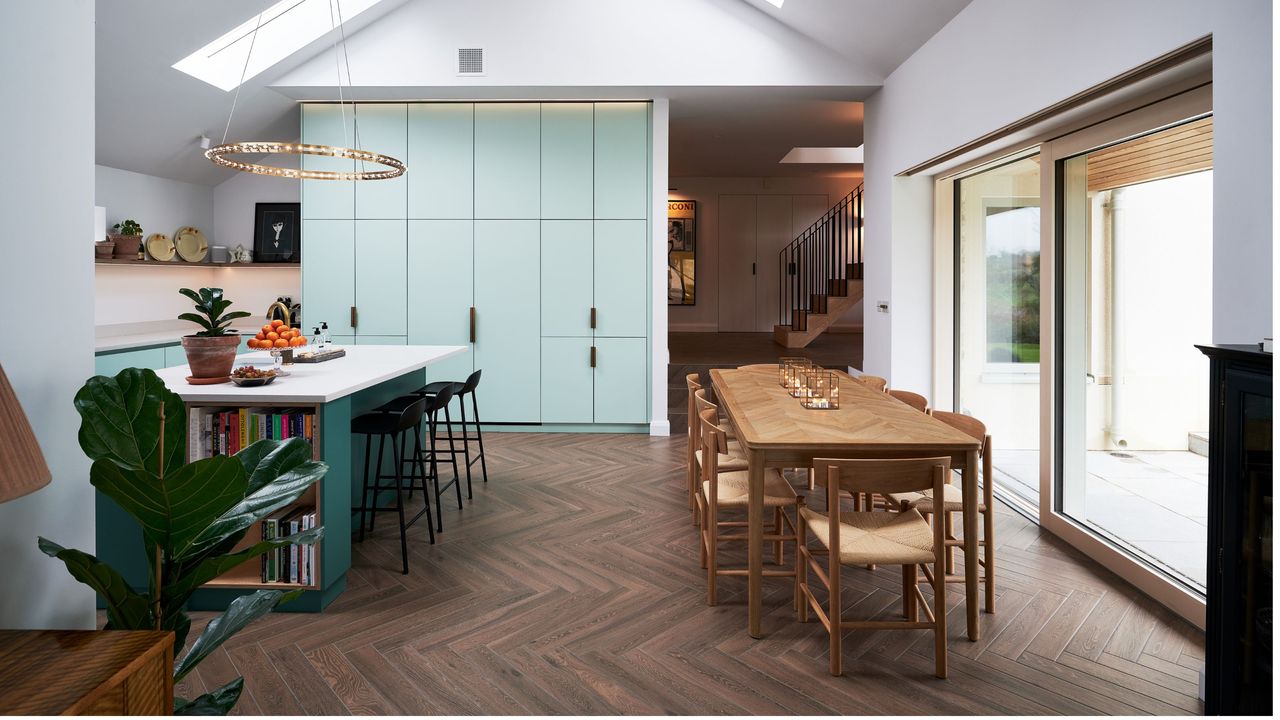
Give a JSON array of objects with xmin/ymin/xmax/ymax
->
[{"xmin": 778, "ymin": 184, "xmax": 863, "ymax": 331}]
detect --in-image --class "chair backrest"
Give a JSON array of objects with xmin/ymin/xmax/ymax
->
[
  {"xmin": 888, "ymin": 389, "xmax": 929, "ymax": 413},
  {"xmin": 813, "ymin": 456, "xmax": 949, "ymax": 500},
  {"xmin": 697, "ymin": 407, "xmax": 728, "ymax": 465},
  {"xmin": 426, "ymin": 385, "xmax": 456, "ymax": 417},
  {"xmin": 685, "ymin": 373, "xmax": 702, "ymax": 433},
  {"xmin": 392, "ymin": 397, "xmax": 430, "ymax": 432},
  {"xmin": 855, "ymin": 374, "xmax": 888, "ymax": 392},
  {"xmin": 931, "ymin": 411, "xmax": 988, "ymax": 451},
  {"xmin": 461, "ymin": 369, "xmax": 482, "ymax": 394}
]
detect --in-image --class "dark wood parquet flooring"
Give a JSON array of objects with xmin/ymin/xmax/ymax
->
[{"xmin": 167, "ymin": 422, "xmax": 1205, "ymax": 715}]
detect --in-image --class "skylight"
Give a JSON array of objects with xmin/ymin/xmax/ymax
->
[
  {"xmin": 779, "ymin": 146, "xmax": 865, "ymax": 164},
  {"xmin": 764, "ymin": 0, "xmax": 786, "ymax": 8},
  {"xmin": 172, "ymin": 0, "xmax": 386, "ymax": 91}
]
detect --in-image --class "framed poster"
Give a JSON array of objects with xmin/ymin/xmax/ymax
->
[
  {"xmin": 668, "ymin": 199, "xmax": 696, "ymax": 305},
  {"xmin": 253, "ymin": 202, "xmax": 301, "ymax": 262}
]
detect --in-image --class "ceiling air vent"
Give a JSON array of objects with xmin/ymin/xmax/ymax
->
[{"xmin": 457, "ymin": 48, "xmax": 484, "ymax": 75}]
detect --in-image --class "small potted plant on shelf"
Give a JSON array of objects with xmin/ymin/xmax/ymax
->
[
  {"xmin": 178, "ymin": 287, "xmax": 251, "ymax": 383},
  {"xmin": 110, "ymin": 219, "xmax": 144, "ymax": 260}
]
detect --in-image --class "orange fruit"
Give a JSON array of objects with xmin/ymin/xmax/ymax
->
[
  {"xmin": 266, "ymin": 331, "xmax": 279, "ymax": 341},
  {"xmin": 255, "ymin": 332, "xmax": 266, "ymax": 340},
  {"xmin": 261, "ymin": 324, "xmax": 272, "ymax": 335},
  {"xmin": 290, "ymin": 336, "xmax": 305, "ymax": 347},
  {"xmin": 297, "ymin": 336, "xmax": 307, "ymax": 345},
  {"xmin": 281, "ymin": 329, "xmax": 294, "ymax": 340},
  {"xmin": 274, "ymin": 338, "xmax": 289, "ymax": 348},
  {"xmin": 271, "ymin": 319, "xmax": 284, "ymax": 328}
]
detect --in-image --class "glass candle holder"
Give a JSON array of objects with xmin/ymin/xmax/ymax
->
[
  {"xmin": 800, "ymin": 369, "xmax": 840, "ymax": 409},
  {"xmin": 779, "ymin": 357, "xmax": 813, "ymax": 393},
  {"xmin": 788, "ymin": 364, "xmax": 819, "ymax": 398}
]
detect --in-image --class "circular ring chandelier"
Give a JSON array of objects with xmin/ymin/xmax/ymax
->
[{"xmin": 205, "ymin": 141, "xmax": 406, "ymax": 181}]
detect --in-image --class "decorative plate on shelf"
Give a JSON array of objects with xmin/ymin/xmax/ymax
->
[
  {"xmin": 144, "ymin": 233, "xmax": 175, "ymax": 262},
  {"xmin": 174, "ymin": 226, "xmax": 208, "ymax": 263}
]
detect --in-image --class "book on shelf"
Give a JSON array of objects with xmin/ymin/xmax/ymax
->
[
  {"xmin": 187, "ymin": 407, "xmax": 316, "ymax": 461},
  {"xmin": 260, "ymin": 505, "xmax": 317, "ymax": 585}
]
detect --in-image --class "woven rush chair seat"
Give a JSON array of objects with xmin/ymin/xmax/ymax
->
[
  {"xmin": 702, "ymin": 468, "xmax": 795, "ymax": 508},
  {"xmin": 695, "ymin": 444, "xmax": 748, "ymax": 472},
  {"xmin": 799, "ymin": 507, "xmax": 935, "ymax": 566},
  {"xmin": 889, "ymin": 483, "xmax": 988, "ymax": 513}
]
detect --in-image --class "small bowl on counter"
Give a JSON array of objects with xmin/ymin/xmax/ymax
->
[{"xmin": 230, "ymin": 366, "xmax": 278, "ymax": 387}]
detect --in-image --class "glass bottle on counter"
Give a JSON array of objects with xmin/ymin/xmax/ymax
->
[
  {"xmin": 320, "ymin": 322, "xmax": 330, "ymax": 349},
  {"xmin": 312, "ymin": 327, "xmax": 322, "ymax": 351}
]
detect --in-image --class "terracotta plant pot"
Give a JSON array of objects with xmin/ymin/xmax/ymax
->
[
  {"xmin": 95, "ymin": 241, "xmax": 115, "ymax": 259},
  {"xmin": 110, "ymin": 233, "xmax": 142, "ymax": 260},
  {"xmin": 181, "ymin": 334, "xmax": 242, "ymax": 381}
]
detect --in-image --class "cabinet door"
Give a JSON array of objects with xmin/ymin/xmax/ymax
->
[
  {"xmin": 593, "ymin": 220, "xmax": 647, "ymax": 337},
  {"xmin": 301, "ymin": 104, "xmax": 355, "ymax": 219},
  {"xmin": 355, "ymin": 336, "xmax": 407, "ymax": 345},
  {"xmin": 301, "ymin": 220, "xmax": 356, "ymax": 335},
  {"xmin": 354, "ymin": 220, "xmax": 406, "ymax": 336},
  {"xmin": 408, "ymin": 104, "xmax": 473, "ymax": 219},
  {"xmin": 163, "ymin": 344, "xmax": 188, "ymax": 368},
  {"xmin": 474, "ymin": 104, "xmax": 540, "ymax": 219},
  {"xmin": 593, "ymin": 337, "xmax": 648, "ymax": 423},
  {"xmin": 594, "ymin": 103, "xmax": 648, "ymax": 219},
  {"xmin": 474, "ymin": 220, "xmax": 540, "ymax": 422},
  {"xmin": 540, "ymin": 337, "xmax": 593, "ymax": 423},
  {"xmin": 408, "ymin": 219, "xmax": 474, "ymax": 383},
  {"xmin": 717, "ymin": 195, "xmax": 756, "ymax": 332},
  {"xmin": 354, "ymin": 103, "xmax": 407, "ymax": 219},
  {"xmin": 540, "ymin": 220, "xmax": 593, "ymax": 337},
  {"xmin": 755, "ymin": 195, "xmax": 792, "ymax": 331},
  {"xmin": 94, "ymin": 347, "xmax": 166, "ymax": 376},
  {"xmin": 541, "ymin": 103, "xmax": 593, "ymax": 219}
]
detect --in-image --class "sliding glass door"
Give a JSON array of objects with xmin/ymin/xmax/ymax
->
[
  {"xmin": 955, "ymin": 156, "xmax": 1042, "ymax": 509},
  {"xmin": 1056, "ymin": 116, "xmax": 1213, "ymax": 594}
]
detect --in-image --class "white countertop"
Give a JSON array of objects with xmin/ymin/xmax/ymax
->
[
  {"xmin": 96, "ymin": 319, "xmax": 267, "ymax": 353},
  {"xmin": 152, "ymin": 345, "xmax": 469, "ymax": 404}
]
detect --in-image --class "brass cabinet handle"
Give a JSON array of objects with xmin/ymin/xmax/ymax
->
[
  {"xmin": 350, "ymin": 306, "xmax": 358, "ymax": 329},
  {"xmin": 590, "ymin": 345, "xmax": 596, "ymax": 368},
  {"xmin": 469, "ymin": 307, "xmax": 476, "ymax": 343},
  {"xmin": 590, "ymin": 307, "xmax": 597, "ymax": 329}
]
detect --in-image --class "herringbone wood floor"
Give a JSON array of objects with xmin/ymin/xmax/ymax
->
[{"xmin": 167, "ymin": 426, "xmax": 1205, "ymax": 715}]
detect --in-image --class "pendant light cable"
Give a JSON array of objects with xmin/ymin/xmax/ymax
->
[{"xmin": 222, "ymin": 9, "xmax": 265, "ymax": 145}]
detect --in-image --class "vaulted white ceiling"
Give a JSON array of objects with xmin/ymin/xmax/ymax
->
[{"xmin": 95, "ymin": 0, "xmax": 969, "ymax": 185}]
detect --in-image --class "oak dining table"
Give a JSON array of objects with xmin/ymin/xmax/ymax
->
[{"xmin": 709, "ymin": 365, "xmax": 985, "ymax": 641}]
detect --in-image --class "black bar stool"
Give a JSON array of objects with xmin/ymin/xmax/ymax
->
[
  {"xmin": 377, "ymin": 386, "xmax": 463, "ymax": 534},
  {"xmin": 352, "ymin": 396, "xmax": 433, "ymax": 574},
  {"xmin": 415, "ymin": 369, "xmax": 489, "ymax": 498}
]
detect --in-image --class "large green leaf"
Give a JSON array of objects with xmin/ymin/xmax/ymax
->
[
  {"xmin": 90, "ymin": 455, "xmax": 247, "ymax": 557},
  {"xmin": 175, "ymin": 677, "xmax": 243, "ymax": 716},
  {"xmin": 75, "ymin": 368, "xmax": 185, "ymax": 478},
  {"xmin": 166, "ymin": 526, "xmax": 325, "ymax": 599},
  {"xmin": 178, "ymin": 460, "xmax": 326, "ymax": 561},
  {"xmin": 38, "ymin": 538, "xmax": 152, "ymax": 630},
  {"xmin": 178, "ymin": 313, "xmax": 213, "ymax": 331},
  {"xmin": 174, "ymin": 590, "xmax": 300, "ymax": 683},
  {"xmin": 237, "ymin": 438, "xmax": 315, "ymax": 495}
]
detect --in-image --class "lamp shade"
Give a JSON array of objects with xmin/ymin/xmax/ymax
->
[{"xmin": 0, "ymin": 363, "xmax": 51, "ymax": 502}]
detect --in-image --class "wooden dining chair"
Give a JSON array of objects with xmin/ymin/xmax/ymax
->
[
  {"xmin": 888, "ymin": 388, "xmax": 929, "ymax": 413},
  {"xmin": 696, "ymin": 408, "xmax": 803, "ymax": 604},
  {"xmin": 887, "ymin": 411, "xmax": 995, "ymax": 613},
  {"xmin": 686, "ymin": 379, "xmax": 746, "ymax": 518},
  {"xmin": 854, "ymin": 374, "xmax": 888, "ymax": 392},
  {"xmin": 796, "ymin": 457, "xmax": 949, "ymax": 678}
]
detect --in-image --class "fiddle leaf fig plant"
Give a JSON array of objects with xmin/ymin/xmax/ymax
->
[
  {"xmin": 40, "ymin": 368, "xmax": 327, "ymax": 715},
  {"xmin": 179, "ymin": 287, "xmax": 252, "ymax": 337}
]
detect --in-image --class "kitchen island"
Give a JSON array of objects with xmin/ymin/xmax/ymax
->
[{"xmin": 95, "ymin": 345, "xmax": 468, "ymax": 612}]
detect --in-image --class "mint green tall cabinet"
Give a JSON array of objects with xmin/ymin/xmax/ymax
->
[{"xmin": 301, "ymin": 101, "xmax": 651, "ymax": 430}]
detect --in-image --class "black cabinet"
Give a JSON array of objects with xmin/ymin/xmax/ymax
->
[{"xmin": 1198, "ymin": 344, "xmax": 1272, "ymax": 715}]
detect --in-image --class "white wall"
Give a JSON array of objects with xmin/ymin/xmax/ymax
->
[
  {"xmin": 95, "ymin": 266, "xmax": 301, "ymax": 328},
  {"xmin": 862, "ymin": 0, "xmax": 1272, "ymax": 390},
  {"xmin": 212, "ymin": 153, "xmax": 301, "ymax": 252},
  {"xmin": 0, "ymin": 0, "xmax": 97, "ymax": 629},
  {"xmin": 667, "ymin": 176, "xmax": 862, "ymax": 332},
  {"xmin": 95, "ymin": 164, "xmax": 214, "ymax": 244}
]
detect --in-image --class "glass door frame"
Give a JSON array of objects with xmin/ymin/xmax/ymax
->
[{"xmin": 1041, "ymin": 84, "xmax": 1212, "ymax": 627}]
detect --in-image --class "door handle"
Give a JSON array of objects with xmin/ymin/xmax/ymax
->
[
  {"xmin": 590, "ymin": 345, "xmax": 596, "ymax": 368},
  {"xmin": 469, "ymin": 307, "xmax": 476, "ymax": 343},
  {"xmin": 752, "ymin": 262, "xmax": 756, "ymax": 275},
  {"xmin": 350, "ymin": 306, "xmax": 358, "ymax": 329},
  {"xmin": 590, "ymin": 307, "xmax": 597, "ymax": 329}
]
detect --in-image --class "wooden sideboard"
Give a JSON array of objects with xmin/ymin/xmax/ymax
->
[{"xmin": 0, "ymin": 630, "xmax": 173, "ymax": 715}]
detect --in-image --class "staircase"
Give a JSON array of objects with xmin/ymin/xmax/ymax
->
[{"xmin": 773, "ymin": 185, "xmax": 864, "ymax": 348}]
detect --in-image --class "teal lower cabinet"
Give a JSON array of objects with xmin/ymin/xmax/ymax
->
[
  {"xmin": 541, "ymin": 338, "xmax": 594, "ymax": 423},
  {"xmin": 163, "ymin": 345, "xmax": 188, "ymax": 368},
  {"xmin": 355, "ymin": 335, "xmax": 407, "ymax": 345},
  {"xmin": 94, "ymin": 346, "xmax": 166, "ymax": 376},
  {"xmin": 407, "ymin": 219, "xmax": 474, "ymax": 385},
  {"xmin": 593, "ymin": 338, "xmax": 648, "ymax": 423}
]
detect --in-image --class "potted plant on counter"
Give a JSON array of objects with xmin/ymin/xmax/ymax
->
[
  {"xmin": 41, "ymin": 368, "xmax": 326, "ymax": 714},
  {"xmin": 178, "ymin": 287, "xmax": 251, "ymax": 383},
  {"xmin": 110, "ymin": 219, "xmax": 144, "ymax": 260}
]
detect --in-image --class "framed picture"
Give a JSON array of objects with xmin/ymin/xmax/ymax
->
[
  {"xmin": 668, "ymin": 200, "xmax": 696, "ymax": 305},
  {"xmin": 253, "ymin": 202, "xmax": 301, "ymax": 262}
]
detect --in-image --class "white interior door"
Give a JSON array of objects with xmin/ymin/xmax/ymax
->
[
  {"xmin": 754, "ymin": 196, "xmax": 793, "ymax": 331},
  {"xmin": 717, "ymin": 195, "xmax": 757, "ymax": 332}
]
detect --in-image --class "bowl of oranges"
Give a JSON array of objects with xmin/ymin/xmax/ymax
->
[{"xmin": 247, "ymin": 319, "xmax": 308, "ymax": 351}]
